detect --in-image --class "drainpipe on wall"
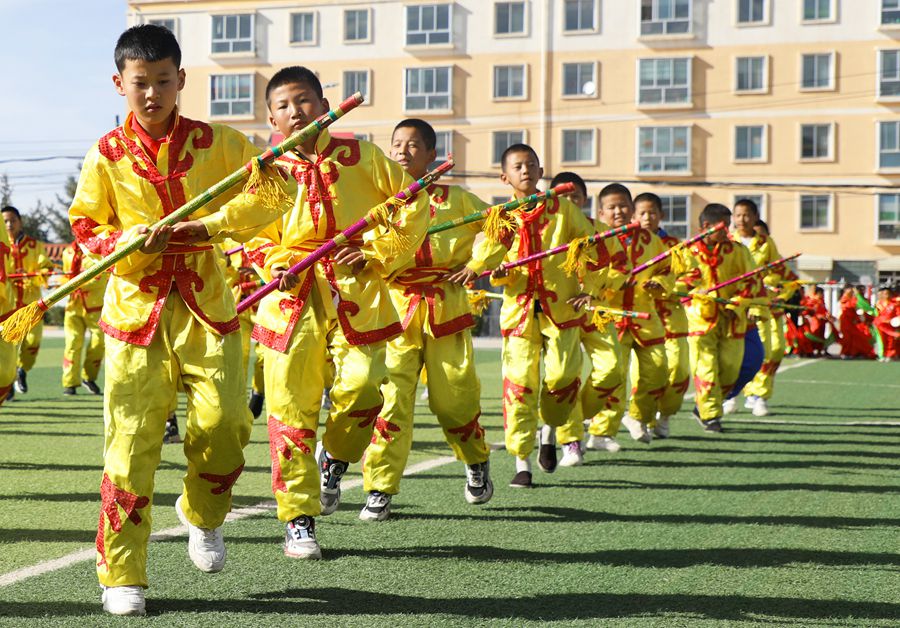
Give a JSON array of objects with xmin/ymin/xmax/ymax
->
[{"xmin": 539, "ymin": 0, "xmax": 551, "ymax": 169}]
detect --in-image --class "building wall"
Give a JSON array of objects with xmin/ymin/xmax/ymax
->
[{"xmin": 127, "ymin": 0, "xmax": 900, "ymax": 280}]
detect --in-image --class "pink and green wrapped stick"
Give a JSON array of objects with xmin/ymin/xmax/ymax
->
[
  {"xmin": 628, "ymin": 222, "xmax": 726, "ymax": 277},
  {"xmin": 237, "ymin": 159, "xmax": 455, "ymax": 314},
  {"xmin": 679, "ymin": 253, "xmax": 801, "ymax": 304}
]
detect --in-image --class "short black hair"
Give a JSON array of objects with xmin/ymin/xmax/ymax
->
[
  {"xmin": 501, "ymin": 143, "xmax": 540, "ymax": 169},
  {"xmin": 1, "ymin": 206, "xmax": 20, "ymax": 219},
  {"xmin": 734, "ymin": 198, "xmax": 760, "ymax": 216},
  {"xmin": 393, "ymin": 118, "xmax": 437, "ymax": 151},
  {"xmin": 550, "ymin": 172, "xmax": 587, "ymax": 199},
  {"xmin": 599, "ymin": 183, "xmax": 632, "ymax": 204},
  {"xmin": 633, "ymin": 192, "xmax": 662, "ymax": 213},
  {"xmin": 755, "ymin": 219, "xmax": 769, "ymax": 234},
  {"xmin": 114, "ymin": 24, "xmax": 181, "ymax": 72},
  {"xmin": 266, "ymin": 66, "xmax": 323, "ymax": 107},
  {"xmin": 699, "ymin": 203, "xmax": 731, "ymax": 227}
]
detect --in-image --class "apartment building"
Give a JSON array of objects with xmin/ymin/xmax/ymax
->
[{"xmin": 126, "ymin": 0, "xmax": 900, "ymax": 284}]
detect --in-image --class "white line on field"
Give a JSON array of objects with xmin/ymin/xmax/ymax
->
[
  {"xmin": 781, "ymin": 379, "xmax": 900, "ymax": 389},
  {"xmin": 728, "ymin": 419, "xmax": 900, "ymax": 427}
]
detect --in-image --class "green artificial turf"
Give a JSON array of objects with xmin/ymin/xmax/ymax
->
[{"xmin": 0, "ymin": 337, "xmax": 898, "ymax": 626}]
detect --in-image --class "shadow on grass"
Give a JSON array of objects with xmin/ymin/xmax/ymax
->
[
  {"xmin": 596, "ymin": 457, "xmax": 900, "ymax": 472},
  {"xmin": 649, "ymin": 446, "xmax": 900, "ymax": 459},
  {"xmin": 0, "ymin": 492, "xmax": 181, "ymax": 505},
  {"xmin": 0, "ymin": 528, "xmax": 97, "ymax": 543}
]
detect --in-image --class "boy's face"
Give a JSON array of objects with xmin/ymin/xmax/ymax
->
[
  {"xmin": 2, "ymin": 211, "xmax": 21, "ymax": 239},
  {"xmin": 598, "ymin": 193, "xmax": 633, "ymax": 227},
  {"xmin": 390, "ymin": 126, "xmax": 436, "ymax": 179},
  {"xmin": 566, "ymin": 187, "xmax": 587, "ymax": 209},
  {"xmin": 732, "ymin": 203, "xmax": 757, "ymax": 233},
  {"xmin": 113, "ymin": 58, "xmax": 184, "ymax": 130},
  {"xmin": 267, "ymin": 82, "xmax": 329, "ymax": 140},
  {"xmin": 701, "ymin": 219, "xmax": 729, "ymax": 244},
  {"xmin": 501, "ymin": 150, "xmax": 542, "ymax": 196},
  {"xmin": 634, "ymin": 200, "xmax": 661, "ymax": 232}
]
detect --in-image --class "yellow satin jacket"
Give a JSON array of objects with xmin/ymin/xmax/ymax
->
[{"xmin": 62, "ymin": 243, "xmax": 109, "ymax": 313}]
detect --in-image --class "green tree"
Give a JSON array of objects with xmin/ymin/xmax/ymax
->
[{"xmin": 0, "ymin": 173, "xmax": 12, "ymax": 207}]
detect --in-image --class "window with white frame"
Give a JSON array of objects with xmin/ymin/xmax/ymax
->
[
  {"xmin": 344, "ymin": 9, "xmax": 370, "ymax": 42},
  {"xmin": 564, "ymin": 0, "xmax": 596, "ymax": 32},
  {"xmin": 494, "ymin": 65, "xmax": 526, "ymax": 99},
  {"xmin": 800, "ymin": 194, "xmax": 831, "ymax": 230},
  {"xmin": 737, "ymin": 0, "xmax": 767, "ymax": 24},
  {"xmin": 211, "ymin": 14, "xmax": 254, "ymax": 54},
  {"xmin": 877, "ymin": 193, "xmax": 900, "ymax": 240},
  {"xmin": 800, "ymin": 123, "xmax": 832, "ymax": 160},
  {"xmin": 343, "ymin": 70, "xmax": 370, "ymax": 103},
  {"xmin": 406, "ymin": 4, "xmax": 452, "ymax": 46},
  {"xmin": 492, "ymin": 130, "xmax": 525, "ymax": 164},
  {"xmin": 638, "ymin": 58, "xmax": 691, "ymax": 105},
  {"xmin": 638, "ymin": 126, "xmax": 690, "ymax": 173},
  {"xmin": 640, "ymin": 0, "xmax": 692, "ymax": 36},
  {"xmin": 801, "ymin": 53, "xmax": 833, "ymax": 90},
  {"xmin": 883, "ymin": 0, "xmax": 900, "ymax": 25},
  {"xmin": 434, "ymin": 131, "xmax": 452, "ymax": 163},
  {"xmin": 878, "ymin": 121, "xmax": 900, "ymax": 168},
  {"xmin": 581, "ymin": 196, "xmax": 595, "ymax": 219},
  {"xmin": 210, "ymin": 74, "xmax": 253, "ymax": 117},
  {"xmin": 659, "ymin": 195, "xmax": 690, "ymax": 239},
  {"xmin": 879, "ymin": 50, "xmax": 900, "ymax": 97},
  {"xmin": 736, "ymin": 56, "xmax": 766, "ymax": 92},
  {"xmin": 803, "ymin": 0, "xmax": 832, "ymax": 21},
  {"xmin": 735, "ymin": 125, "xmax": 765, "ymax": 161},
  {"xmin": 290, "ymin": 12, "xmax": 316, "ymax": 44},
  {"xmin": 405, "ymin": 67, "xmax": 451, "ymax": 110},
  {"xmin": 495, "ymin": 1, "xmax": 526, "ymax": 35},
  {"xmin": 562, "ymin": 62, "xmax": 596, "ymax": 97},
  {"xmin": 353, "ymin": 132, "xmax": 371, "ymax": 142},
  {"xmin": 148, "ymin": 17, "xmax": 176, "ymax": 33},
  {"xmin": 562, "ymin": 129, "xmax": 596, "ymax": 163},
  {"xmin": 733, "ymin": 194, "xmax": 767, "ymax": 221}
]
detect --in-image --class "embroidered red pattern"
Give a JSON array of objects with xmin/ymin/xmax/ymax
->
[
  {"xmin": 199, "ymin": 464, "xmax": 245, "ymax": 495},
  {"xmin": 96, "ymin": 474, "xmax": 150, "ymax": 569},
  {"xmin": 267, "ymin": 415, "xmax": 316, "ymax": 494},
  {"xmin": 447, "ymin": 413, "xmax": 485, "ymax": 443}
]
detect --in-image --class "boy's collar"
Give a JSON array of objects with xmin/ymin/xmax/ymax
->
[
  {"xmin": 123, "ymin": 108, "xmax": 179, "ymax": 143},
  {"xmin": 290, "ymin": 128, "xmax": 331, "ymax": 161}
]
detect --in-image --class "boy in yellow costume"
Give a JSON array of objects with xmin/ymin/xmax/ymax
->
[
  {"xmin": 69, "ymin": 25, "xmax": 292, "ymax": 616},
  {"xmin": 2, "ymin": 206, "xmax": 54, "ymax": 400},
  {"xmin": 360, "ymin": 119, "xmax": 492, "ymax": 521},
  {"xmin": 0, "ymin": 217, "xmax": 15, "ymax": 406},
  {"xmin": 683, "ymin": 204, "xmax": 760, "ymax": 432},
  {"xmin": 582, "ymin": 185, "xmax": 672, "ymax": 447},
  {"xmin": 462, "ymin": 144, "xmax": 610, "ymax": 488},
  {"xmin": 60, "ymin": 241, "xmax": 108, "ymax": 395},
  {"xmin": 249, "ymin": 67, "xmax": 428, "ymax": 558},
  {"xmin": 730, "ymin": 199, "xmax": 796, "ymax": 417},
  {"xmin": 633, "ymin": 192, "xmax": 694, "ymax": 438}
]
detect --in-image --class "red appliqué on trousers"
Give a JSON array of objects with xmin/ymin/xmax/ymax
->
[
  {"xmin": 96, "ymin": 474, "xmax": 150, "ymax": 568},
  {"xmin": 351, "ymin": 404, "xmax": 385, "ymax": 429},
  {"xmin": 199, "ymin": 464, "xmax": 245, "ymax": 495},
  {"xmin": 371, "ymin": 416, "xmax": 401, "ymax": 443},
  {"xmin": 447, "ymin": 413, "xmax": 485, "ymax": 443},
  {"xmin": 548, "ymin": 377, "xmax": 581, "ymax": 405},
  {"xmin": 268, "ymin": 416, "xmax": 316, "ymax": 494}
]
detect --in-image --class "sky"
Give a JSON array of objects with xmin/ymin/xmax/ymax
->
[{"xmin": 0, "ymin": 0, "xmax": 126, "ymax": 213}]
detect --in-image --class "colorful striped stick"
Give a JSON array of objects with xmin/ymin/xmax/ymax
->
[
  {"xmin": 0, "ymin": 93, "xmax": 365, "ymax": 343},
  {"xmin": 427, "ymin": 183, "xmax": 576, "ymax": 236},
  {"xmin": 237, "ymin": 159, "xmax": 454, "ymax": 314},
  {"xmin": 476, "ymin": 222, "xmax": 639, "ymax": 280},
  {"xmin": 587, "ymin": 304, "xmax": 650, "ymax": 320},
  {"xmin": 628, "ymin": 222, "xmax": 726, "ymax": 277},
  {"xmin": 8, "ymin": 271, "xmax": 70, "ymax": 279},
  {"xmin": 224, "ymin": 244, "xmax": 244, "ymax": 256},
  {"xmin": 674, "ymin": 291, "xmax": 805, "ymax": 310},
  {"xmin": 704, "ymin": 253, "xmax": 801, "ymax": 295}
]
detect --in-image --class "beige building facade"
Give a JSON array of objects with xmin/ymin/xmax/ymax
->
[{"xmin": 127, "ymin": 0, "xmax": 900, "ymax": 284}]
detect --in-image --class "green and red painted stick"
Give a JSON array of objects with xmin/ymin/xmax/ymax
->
[
  {"xmin": 678, "ymin": 253, "xmax": 802, "ymax": 304},
  {"xmin": 628, "ymin": 222, "xmax": 726, "ymax": 277}
]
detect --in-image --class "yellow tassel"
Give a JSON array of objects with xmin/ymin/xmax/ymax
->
[
  {"xmin": 242, "ymin": 159, "xmax": 291, "ymax": 213},
  {"xmin": 562, "ymin": 236, "xmax": 592, "ymax": 276},
  {"xmin": 0, "ymin": 301, "xmax": 46, "ymax": 344},
  {"xmin": 590, "ymin": 308, "xmax": 615, "ymax": 328},
  {"xmin": 483, "ymin": 207, "xmax": 515, "ymax": 242},
  {"xmin": 467, "ymin": 290, "xmax": 491, "ymax": 316},
  {"xmin": 370, "ymin": 197, "xmax": 410, "ymax": 257}
]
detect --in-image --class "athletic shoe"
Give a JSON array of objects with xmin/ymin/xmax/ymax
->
[
  {"xmin": 420, "ymin": 388, "xmax": 429, "ymax": 401},
  {"xmin": 175, "ymin": 495, "xmax": 226, "ymax": 573},
  {"xmin": 723, "ymin": 398, "xmax": 738, "ymax": 415},
  {"xmin": 82, "ymin": 380, "xmax": 102, "ymax": 395},
  {"xmin": 653, "ymin": 415, "xmax": 670, "ymax": 439},
  {"xmin": 744, "ymin": 395, "xmax": 758, "ymax": 410},
  {"xmin": 101, "ymin": 585, "xmax": 146, "ymax": 616},
  {"xmin": 621, "ymin": 414, "xmax": 652, "ymax": 444},
  {"xmin": 559, "ymin": 442, "xmax": 584, "ymax": 467},
  {"xmin": 163, "ymin": 415, "xmax": 181, "ymax": 444},
  {"xmin": 586, "ymin": 435, "xmax": 621, "ymax": 452},
  {"xmin": 464, "ymin": 460, "xmax": 494, "ymax": 504},
  {"xmin": 509, "ymin": 470, "xmax": 533, "ymax": 488},
  {"xmin": 63, "ymin": 387, "xmax": 76, "ymax": 396},
  {"xmin": 321, "ymin": 388, "xmax": 332, "ymax": 411},
  {"xmin": 318, "ymin": 447, "xmax": 348, "ymax": 516},
  {"xmin": 14, "ymin": 368, "xmax": 26, "ymax": 394},
  {"xmin": 359, "ymin": 491, "xmax": 393, "ymax": 521},
  {"xmin": 752, "ymin": 397, "xmax": 770, "ymax": 417},
  {"xmin": 693, "ymin": 409, "xmax": 723, "ymax": 433},
  {"xmin": 248, "ymin": 391, "xmax": 264, "ymax": 419},
  {"xmin": 5, "ymin": 387, "xmax": 13, "ymax": 402},
  {"xmin": 284, "ymin": 515, "xmax": 321, "ymax": 559},
  {"xmin": 537, "ymin": 424, "xmax": 558, "ymax": 473}
]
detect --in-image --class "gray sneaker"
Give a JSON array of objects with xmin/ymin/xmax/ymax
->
[
  {"xmin": 359, "ymin": 491, "xmax": 392, "ymax": 521},
  {"xmin": 464, "ymin": 460, "xmax": 494, "ymax": 505},
  {"xmin": 318, "ymin": 447, "xmax": 348, "ymax": 516},
  {"xmin": 284, "ymin": 515, "xmax": 321, "ymax": 559}
]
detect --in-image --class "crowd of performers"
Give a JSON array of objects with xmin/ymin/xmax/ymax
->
[{"xmin": 0, "ymin": 25, "xmax": 899, "ymax": 617}]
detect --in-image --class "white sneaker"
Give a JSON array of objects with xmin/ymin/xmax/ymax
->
[
  {"xmin": 317, "ymin": 444, "xmax": 348, "ymax": 516},
  {"xmin": 101, "ymin": 586, "xmax": 146, "ymax": 616},
  {"xmin": 621, "ymin": 414, "xmax": 651, "ymax": 444},
  {"xmin": 175, "ymin": 496, "xmax": 225, "ymax": 573},
  {"xmin": 284, "ymin": 515, "xmax": 322, "ymax": 559},
  {"xmin": 743, "ymin": 395, "xmax": 758, "ymax": 410},
  {"xmin": 359, "ymin": 491, "xmax": 392, "ymax": 521},
  {"xmin": 653, "ymin": 415, "xmax": 670, "ymax": 439},
  {"xmin": 559, "ymin": 442, "xmax": 584, "ymax": 467},
  {"xmin": 752, "ymin": 397, "xmax": 770, "ymax": 417},
  {"xmin": 723, "ymin": 398, "xmax": 738, "ymax": 415},
  {"xmin": 464, "ymin": 461, "xmax": 494, "ymax": 505},
  {"xmin": 420, "ymin": 388, "xmax": 429, "ymax": 401},
  {"xmin": 586, "ymin": 435, "xmax": 621, "ymax": 452}
]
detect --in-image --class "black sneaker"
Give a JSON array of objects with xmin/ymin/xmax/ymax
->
[
  {"xmin": 14, "ymin": 368, "xmax": 27, "ymax": 394},
  {"xmin": 538, "ymin": 444, "xmax": 558, "ymax": 473},
  {"xmin": 5, "ymin": 387, "xmax": 13, "ymax": 402},
  {"xmin": 359, "ymin": 491, "xmax": 392, "ymax": 521},
  {"xmin": 318, "ymin": 447, "xmax": 348, "ymax": 515},
  {"xmin": 509, "ymin": 470, "xmax": 533, "ymax": 488},
  {"xmin": 63, "ymin": 387, "xmax": 77, "ymax": 395},
  {"xmin": 82, "ymin": 380, "xmax": 102, "ymax": 395},
  {"xmin": 693, "ymin": 408, "xmax": 723, "ymax": 433},
  {"xmin": 248, "ymin": 391, "xmax": 265, "ymax": 419},
  {"xmin": 464, "ymin": 460, "xmax": 494, "ymax": 505},
  {"xmin": 163, "ymin": 415, "xmax": 181, "ymax": 444},
  {"xmin": 284, "ymin": 515, "xmax": 321, "ymax": 559}
]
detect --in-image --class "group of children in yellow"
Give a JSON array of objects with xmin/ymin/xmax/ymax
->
[{"xmin": 0, "ymin": 25, "xmax": 811, "ymax": 616}]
